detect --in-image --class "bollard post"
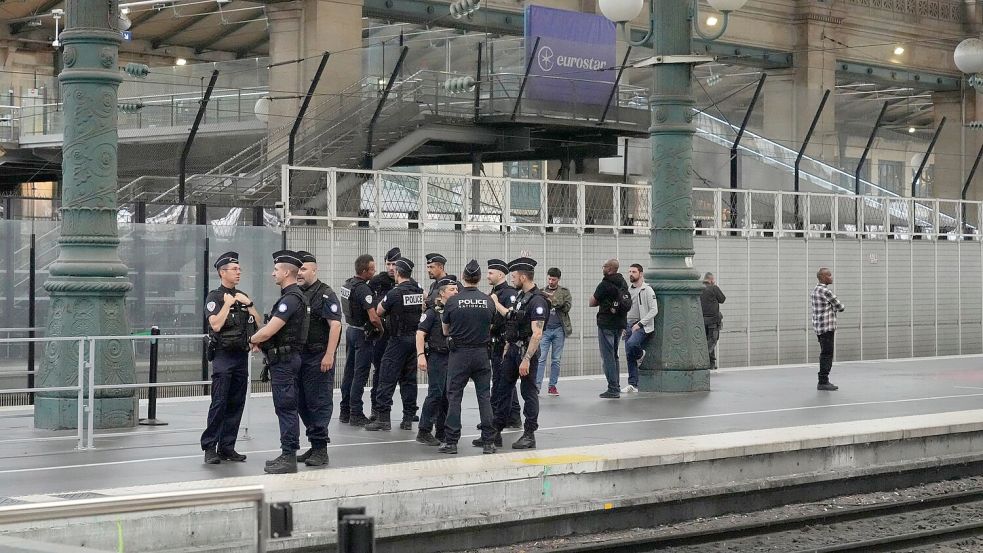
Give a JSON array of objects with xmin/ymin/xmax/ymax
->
[
  {"xmin": 337, "ymin": 507, "xmax": 369, "ymax": 553},
  {"xmin": 338, "ymin": 514, "xmax": 374, "ymax": 552},
  {"xmin": 139, "ymin": 326, "xmax": 167, "ymax": 426}
]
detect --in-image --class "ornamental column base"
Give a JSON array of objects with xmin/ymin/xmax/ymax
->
[
  {"xmin": 637, "ymin": 278, "xmax": 711, "ymax": 393},
  {"xmin": 35, "ymin": 396, "xmax": 138, "ymax": 431}
]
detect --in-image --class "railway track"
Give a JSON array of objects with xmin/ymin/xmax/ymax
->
[{"xmin": 547, "ymin": 488, "xmax": 983, "ymax": 552}]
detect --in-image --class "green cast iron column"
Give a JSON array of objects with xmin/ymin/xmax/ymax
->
[
  {"xmin": 35, "ymin": 0, "xmax": 136, "ymax": 429},
  {"xmin": 637, "ymin": 0, "xmax": 712, "ymax": 392}
]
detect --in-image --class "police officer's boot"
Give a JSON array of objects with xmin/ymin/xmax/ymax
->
[
  {"xmin": 511, "ymin": 432, "xmax": 536, "ymax": 450},
  {"xmin": 263, "ymin": 452, "xmax": 298, "ymax": 474},
  {"xmin": 364, "ymin": 414, "xmax": 391, "ymax": 431},
  {"xmin": 338, "ymin": 411, "xmax": 350, "ymax": 424},
  {"xmin": 203, "ymin": 447, "xmax": 221, "ymax": 465},
  {"xmin": 416, "ymin": 430, "xmax": 441, "ymax": 446},
  {"xmin": 482, "ymin": 443, "xmax": 497, "ymax": 454},
  {"xmin": 304, "ymin": 447, "xmax": 329, "ymax": 467},
  {"xmin": 399, "ymin": 416, "xmax": 413, "ymax": 431},
  {"xmin": 295, "ymin": 447, "xmax": 315, "ymax": 463},
  {"xmin": 369, "ymin": 409, "xmax": 379, "ymax": 422},
  {"xmin": 472, "ymin": 431, "xmax": 503, "ymax": 448},
  {"xmin": 349, "ymin": 413, "xmax": 370, "ymax": 427},
  {"xmin": 437, "ymin": 442, "xmax": 458, "ymax": 454}
]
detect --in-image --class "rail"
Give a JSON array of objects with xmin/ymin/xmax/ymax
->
[{"xmin": 283, "ymin": 166, "xmax": 982, "ymax": 241}]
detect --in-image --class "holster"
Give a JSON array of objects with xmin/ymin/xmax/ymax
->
[
  {"xmin": 447, "ymin": 336, "xmax": 456, "ymax": 352},
  {"xmin": 206, "ymin": 338, "xmax": 216, "ymax": 362}
]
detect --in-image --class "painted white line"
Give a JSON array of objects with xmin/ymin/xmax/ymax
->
[
  {"xmin": 1, "ymin": 392, "xmax": 982, "ymax": 476},
  {"xmin": 954, "ymin": 386, "xmax": 983, "ymax": 390}
]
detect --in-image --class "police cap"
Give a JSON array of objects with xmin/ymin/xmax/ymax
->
[
  {"xmin": 297, "ymin": 250, "xmax": 317, "ymax": 264},
  {"xmin": 385, "ymin": 247, "xmax": 401, "ymax": 262},
  {"xmin": 425, "ymin": 252, "xmax": 447, "ymax": 265},
  {"xmin": 394, "ymin": 257, "xmax": 415, "ymax": 272},
  {"xmin": 213, "ymin": 251, "xmax": 239, "ymax": 269},
  {"xmin": 487, "ymin": 258, "xmax": 508, "ymax": 273},
  {"xmin": 436, "ymin": 275, "xmax": 458, "ymax": 288},
  {"xmin": 463, "ymin": 259, "xmax": 481, "ymax": 278},
  {"xmin": 508, "ymin": 257, "xmax": 537, "ymax": 272},
  {"xmin": 272, "ymin": 250, "xmax": 303, "ymax": 268}
]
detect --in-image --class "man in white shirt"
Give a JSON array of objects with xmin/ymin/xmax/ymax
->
[{"xmin": 622, "ymin": 263, "xmax": 657, "ymax": 393}]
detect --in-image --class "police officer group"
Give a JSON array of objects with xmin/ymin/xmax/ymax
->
[{"xmin": 202, "ymin": 248, "xmax": 548, "ymax": 473}]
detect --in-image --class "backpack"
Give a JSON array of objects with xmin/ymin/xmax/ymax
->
[{"xmin": 608, "ymin": 284, "xmax": 632, "ymax": 316}]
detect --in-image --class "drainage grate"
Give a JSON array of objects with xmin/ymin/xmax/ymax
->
[{"xmin": 51, "ymin": 492, "xmax": 106, "ymax": 500}]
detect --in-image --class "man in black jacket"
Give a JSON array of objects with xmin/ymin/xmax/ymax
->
[
  {"xmin": 589, "ymin": 259, "xmax": 629, "ymax": 398},
  {"xmin": 700, "ymin": 272, "xmax": 726, "ymax": 370}
]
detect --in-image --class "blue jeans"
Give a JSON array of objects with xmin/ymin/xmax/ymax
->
[
  {"xmin": 535, "ymin": 326, "xmax": 566, "ymax": 389},
  {"xmin": 597, "ymin": 327, "xmax": 621, "ymax": 394},
  {"xmin": 624, "ymin": 324, "xmax": 650, "ymax": 387}
]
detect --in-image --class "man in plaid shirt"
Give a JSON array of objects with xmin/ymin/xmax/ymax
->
[{"xmin": 811, "ymin": 267, "xmax": 845, "ymax": 391}]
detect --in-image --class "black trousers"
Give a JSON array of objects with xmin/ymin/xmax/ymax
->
[
  {"xmin": 270, "ymin": 353, "xmax": 302, "ymax": 453},
  {"xmin": 817, "ymin": 330, "xmax": 835, "ymax": 383},
  {"xmin": 200, "ymin": 351, "xmax": 248, "ymax": 452},
  {"xmin": 419, "ymin": 351, "xmax": 448, "ymax": 437},
  {"xmin": 490, "ymin": 341, "xmax": 521, "ymax": 423},
  {"xmin": 444, "ymin": 347, "xmax": 494, "ymax": 445},
  {"xmin": 297, "ymin": 350, "xmax": 333, "ymax": 448},
  {"xmin": 375, "ymin": 335, "xmax": 418, "ymax": 418},
  {"xmin": 492, "ymin": 344, "xmax": 540, "ymax": 433}
]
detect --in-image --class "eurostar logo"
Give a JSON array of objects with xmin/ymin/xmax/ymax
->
[{"xmin": 537, "ymin": 46, "xmax": 555, "ymax": 72}]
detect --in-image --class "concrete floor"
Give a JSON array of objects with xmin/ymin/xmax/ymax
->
[{"xmin": 1, "ymin": 355, "xmax": 982, "ymax": 499}]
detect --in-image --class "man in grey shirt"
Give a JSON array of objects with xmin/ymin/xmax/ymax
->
[
  {"xmin": 623, "ymin": 263, "xmax": 657, "ymax": 393},
  {"xmin": 700, "ymin": 272, "xmax": 726, "ymax": 370}
]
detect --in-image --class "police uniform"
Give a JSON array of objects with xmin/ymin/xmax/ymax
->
[
  {"xmin": 338, "ymin": 267, "xmax": 378, "ymax": 426},
  {"xmin": 368, "ymin": 251, "xmax": 397, "ymax": 418},
  {"xmin": 295, "ymin": 251, "xmax": 341, "ymax": 467},
  {"xmin": 365, "ymin": 257, "xmax": 423, "ymax": 431},
  {"xmin": 415, "ymin": 275, "xmax": 456, "ymax": 446},
  {"xmin": 259, "ymin": 250, "xmax": 310, "ymax": 474},
  {"xmin": 424, "ymin": 252, "xmax": 448, "ymax": 308},
  {"xmin": 492, "ymin": 257, "xmax": 549, "ymax": 449},
  {"xmin": 200, "ymin": 251, "xmax": 256, "ymax": 462},
  {"xmin": 488, "ymin": 258, "xmax": 522, "ymax": 429},
  {"xmin": 440, "ymin": 260, "xmax": 496, "ymax": 454}
]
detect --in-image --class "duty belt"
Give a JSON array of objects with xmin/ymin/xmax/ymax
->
[
  {"xmin": 455, "ymin": 342, "xmax": 489, "ymax": 348},
  {"xmin": 266, "ymin": 345, "xmax": 296, "ymax": 357},
  {"xmin": 507, "ymin": 340, "xmax": 527, "ymax": 349}
]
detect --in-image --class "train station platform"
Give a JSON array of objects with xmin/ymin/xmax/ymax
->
[{"xmin": 2, "ymin": 356, "xmax": 983, "ymax": 551}]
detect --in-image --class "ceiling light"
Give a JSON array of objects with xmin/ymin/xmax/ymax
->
[
  {"xmin": 908, "ymin": 127, "xmax": 916, "ymax": 134},
  {"xmin": 706, "ymin": 16, "xmax": 718, "ymax": 26},
  {"xmin": 175, "ymin": 58, "xmax": 187, "ymax": 66},
  {"xmin": 894, "ymin": 46, "xmax": 905, "ymax": 56}
]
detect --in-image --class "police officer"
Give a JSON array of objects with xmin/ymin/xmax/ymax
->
[
  {"xmin": 441, "ymin": 260, "xmax": 497, "ymax": 455},
  {"xmin": 338, "ymin": 254, "xmax": 383, "ymax": 427},
  {"xmin": 365, "ymin": 257, "xmax": 423, "ymax": 431},
  {"xmin": 487, "ymin": 258, "xmax": 522, "ymax": 430},
  {"xmin": 368, "ymin": 247, "xmax": 401, "ymax": 421},
  {"xmin": 201, "ymin": 251, "xmax": 260, "ymax": 464},
  {"xmin": 248, "ymin": 250, "xmax": 310, "ymax": 474},
  {"xmin": 368, "ymin": 247, "xmax": 418, "ymax": 423},
  {"xmin": 415, "ymin": 275, "xmax": 458, "ymax": 446},
  {"xmin": 489, "ymin": 257, "xmax": 548, "ymax": 450},
  {"xmin": 292, "ymin": 251, "xmax": 342, "ymax": 468},
  {"xmin": 424, "ymin": 252, "xmax": 449, "ymax": 308}
]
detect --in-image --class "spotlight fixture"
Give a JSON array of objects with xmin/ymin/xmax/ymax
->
[
  {"xmin": 894, "ymin": 46, "xmax": 905, "ymax": 56},
  {"xmin": 908, "ymin": 127, "xmax": 916, "ymax": 134},
  {"xmin": 706, "ymin": 16, "xmax": 718, "ymax": 26},
  {"xmin": 175, "ymin": 58, "xmax": 187, "ymax": 66}
]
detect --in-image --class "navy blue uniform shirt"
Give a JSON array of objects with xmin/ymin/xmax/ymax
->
[
  {"xmin": 272, "ymin": 283, "xmax": 304, "ymax": 323},
  {"xmin": 442, "ymin": 286, "xmax": 494, "ymax": 346}
]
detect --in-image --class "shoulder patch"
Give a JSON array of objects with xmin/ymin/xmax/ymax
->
[
  {"xmin": 365, "ymin": 295, "xmax": 374, "ymax": 305},
  {"xmin": 509, "ymin": 295, "xmax": 516, "ymax": 304},
  {"xmin": 206, "ymin": 301, "xmax": 216, "ymax": 312},
  {"xmin": 330, "ymin": 303, "xmax": 339, "ymax": 313},
  {"xmin": 536, "ymin": 306, "xmax": 544, "ymax": 315},
  {"xmin": 420, "ymin": 313, "xmax": 427, "ymax": 323},
  {"xmin": 278, "ymin": 303, "xmax": 288, "ymax": 313}
]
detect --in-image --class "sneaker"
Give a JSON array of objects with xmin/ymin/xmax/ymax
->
[
  {"xmin": 416, "ymin": 431, "xmax": 441, "ymax": 446},
  {"xmin": 621, "ymin": 384, "xmax": 638, "ymax": 394},
  {"xmin": 203, "ymin": 448, "xmax": 221, "ymax": 465},
  {"xmin": 817, "ymin": 382, "xmax": 839, "ymax": 391},
  {"xmin": 218, "ymin": 449, "xmax": 247, "ymax": 462},
  {"xmin": 437, "ymin": 443, "xmax": 458, "ymax": 454},
  {"xmin": 349, "ymin": 413, "xmax": 370, "ymax": 427},
  {"xmin": 472, "ymin": 432, "xmax": 503, "ymax": 448},
  {"xmin": 548, "ymin": 385, "xmax": 559, "ymax": 396},
  {"xmin": 599, "ymin": 391, "xmax": 620, "ymax": 399},
  {"xmin": 511, "ymin": 432, "xmax": 536, "ymax": 450},
  {"xmin": 263, "ymin": 452, "xmax": 298, "ymax": 474},
  {"xmin": 303, "ymin": 448, "xmax": 329, "ymax": 467}
]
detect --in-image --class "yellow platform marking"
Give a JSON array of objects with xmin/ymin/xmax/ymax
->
[
  {"xmin": 603, "ymin": 502, "xmax": 614, "ymax": 510},
  {"xmin": 515, "ymin": 454, "xmax": 604, "ymax": 465}
]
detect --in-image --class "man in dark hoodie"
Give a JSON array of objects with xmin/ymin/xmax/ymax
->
[{"xmin": 589, "ymin": 259, "xmax": 630, "ymax": 398}]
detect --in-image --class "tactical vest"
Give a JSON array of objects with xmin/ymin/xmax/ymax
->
[
  {"xmin": 391, "ymin": 282, "xmax": 424, "ymax": 336},
  {"xmin": 370, "ymin": 273, "xmax": 396, "ymax": 335},
  {"xmin": 208, "ymin": 289, "xmax": 254, "ymax": 352},
  {"xmin": 340, "ymin": 276, "xmax": 369, "ymax": 327},
  {"xmin": 426, "ymin": 306, "xmax": 449, "ymax": 353},
  {"xmin": 504, "ymin": 289, "xmax": 548, "ymax": 343},
  {"xmin": 270, "ymin": 287, "xmax": 311, "ymax": 349},
  {"xmin": 302, "ymin": 281, "xmax": 333, "ymax": 352},
  {"xmin": 490, "ymin": 283, "xmax": 516, "ymax": 338}
]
